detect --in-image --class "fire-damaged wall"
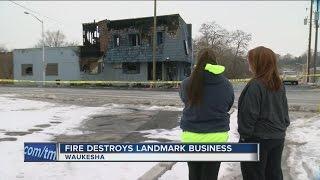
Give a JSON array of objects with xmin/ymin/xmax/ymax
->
[
  {"xmin": 98, "ymin": 20, "xmax": 108, "ymax": 54},
  {"xmin": 80, "ymin": 14, "xmax": 192, "ymax": 81},
  {"xmin": 105, "ymin": 14, "xmax": 192, "ymax": 63},
  {"xmin": 80, "ymin": 20, "xmax": 108, "ymax": 77},
  {"xmin": 0, "ymin": 52, "xmax": 13, "ymax": 79}
]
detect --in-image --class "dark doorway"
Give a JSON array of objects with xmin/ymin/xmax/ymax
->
[
  {"xmin": 148, "ymin": 62, "xmax": 162, "ymax": 80},
  {"xmin": 164, "ymin": 61, "xmax": 178, "ymax": 81}
]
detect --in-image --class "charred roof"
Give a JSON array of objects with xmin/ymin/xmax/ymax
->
[{"xmin": 107, "ymin": 14, "xmax": 181, "ymax": 31}]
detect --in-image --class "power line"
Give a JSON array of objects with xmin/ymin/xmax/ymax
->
[{"xmin": 8, "ymin": 0, "xmax": 62, "ymax": 24}]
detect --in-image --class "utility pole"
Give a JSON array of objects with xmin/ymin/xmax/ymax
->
[
  {"xmin": 24, "ymin": 11, "xmax": 45, "ymax": 87},
  {"xmin": 41, "ymin": 20, "xmax": 45, "ymax": 86},
  {"xmin": 152, "ymin": 0, "xmax": 157, "ymax": 83},
  {"xmin": 307, "ymin": 0, "xmax": 314, "ymax": 83},
  {"xmin": 313, "ymin": 0, "xmax": 319, "ymax": 82}
]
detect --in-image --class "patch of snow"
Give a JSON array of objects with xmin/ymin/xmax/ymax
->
[
  {"xmin": 158, "ymin": 110, "xmax": 320, "ymax": 180},
  {"xmin": 138, "ymin": 105, "xmax": 183, "ymax": 112},
  {"xmin": 285, "ymin": 115, "xmax": 320, "ymax": 180},
  {"xmin": 156, "ymin": 110, "xmax": 241, "ymax": 180},
  {"xmin": 102, "ymin": 103, "xmax": 183, "ymax": 112},
  {"xmin": 0, "ymin": 95, "xmax": 156, "ymax": 180},
  {"xmin": 140, "ymin": 126, "xmax": 182, "ymax": 142}
]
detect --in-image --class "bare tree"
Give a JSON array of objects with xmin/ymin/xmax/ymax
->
[
  {"xmin": 64, "ymin": 40, "xmax": 80, "ymax": 47},
  {"xmin": 199, "ymin": 23, "xmax": 212, "ymax": 47},
  {"xmin": 226, "ymin": 30, "xmax": 252, "ymax": 78},
  {"xmin": 198, "ymin": 22, "xmax": 230, "ymax": 52},
  {"xmin": 34, "ymin": 30, "xmax": 79, "ymax": 48},
  {"xmin": 230, "ymin": 30, "xmax": 252, "ymax": 58},
  {"xmin": 193, "ymin": 23, "xmax": 252, "ymax": 78}
]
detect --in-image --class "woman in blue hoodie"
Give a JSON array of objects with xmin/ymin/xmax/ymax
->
[{"xmin": 179, "ymin": 48, "xmax": 234, "ymax": 180}]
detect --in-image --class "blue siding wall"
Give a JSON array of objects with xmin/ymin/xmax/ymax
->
[{"xmin": 13, "ymin": 47, "xmax": 81, "ymax": 83}]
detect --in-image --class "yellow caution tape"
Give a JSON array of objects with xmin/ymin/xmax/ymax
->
[
  {"xmin": 300, "ymin": 74, "xmax": 320, "ymax": 77},
  {"xmin": 0, "ymin": 74, "xmax": 318, "ymax": 85},
  {"xmin": 0, "ymin": 79, "xmax": 249, "ymax": 84}
]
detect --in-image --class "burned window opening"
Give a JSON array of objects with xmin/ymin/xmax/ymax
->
[
  {"xmin": 129, "ymin": 34, "xmax": 141, "ymax": 46},
  {"xmin": 113, "ymin": 35, "xmax": 120, "ymax": 47},
  {"xmin": 81, "ymin": 20, "xmax": 107, "ymax": 58},
  {"xmin": 21, "ymin": 64, "xmax": 33, "ymax": 76},
  {"xmin": 83, "ymin": 22, "xmax": 100, "ymax": 47},
  {"xmin": 123, "ymin": 62, "xmax": 140, "ymax": 74},
  {"xmin": 184, "ymin": 40, "xmax": 189, "ymax": 55},
  {"xmin": 157, "ymin": 32, "xmax": 163, "ymax": 45},
  {"xmin": 81, "ymin": 60, "xmax": 103, "ymax": 75}
]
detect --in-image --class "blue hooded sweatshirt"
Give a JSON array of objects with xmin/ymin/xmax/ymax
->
[{"xmin": 179, "ymin": 66, "xmax": 234, "ymax": 133}]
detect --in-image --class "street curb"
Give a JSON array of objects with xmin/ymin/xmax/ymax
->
[
  {"xmin": 288, "ymin": 104, "xmax": 320, "ymax": 113},
  {"xmin": 138, "ymin": 162, "xmax": 176, "ymax": 180},
  {"xmin": 233, "ymin": 104, "xmax": 319, "ymax": 113}
]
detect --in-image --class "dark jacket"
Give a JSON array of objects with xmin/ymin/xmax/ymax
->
[
  {"xmin": 179, "ymin": 71, "xmax": 234, "ymax": 133},
  {"xmin": 237, "ymin": 79, "xmax": 290, "ymax": 139}
]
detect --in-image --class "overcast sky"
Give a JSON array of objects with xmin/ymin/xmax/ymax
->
[{"xmin": 0, "ymin": 1, "xmax": 312, "ymax": 56}]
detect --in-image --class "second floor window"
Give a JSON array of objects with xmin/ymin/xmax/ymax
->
[
  {"xmin": 129, "ymin": 34, "xmax": 141, "ymax": 46},
  {"xmin": 147, "ymin": 32, "xmax": 164, "ymax": 46},
  {"xmin": 113, "ymin": 35, "xmax": 120, "ymax": 47},
  {"xmin": 184, "ymin": 40, "xmax": 189, "ymax": 55},
  {"xmin": 157, "ymin": 32, "xmax": 163, "ymax": 45}
]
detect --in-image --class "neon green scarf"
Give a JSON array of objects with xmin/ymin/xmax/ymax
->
[{"xmin": 204, "ymin": 64, "xmax": 225, "ymax": 75}]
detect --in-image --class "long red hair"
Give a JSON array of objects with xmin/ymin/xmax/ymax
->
[{"xmin": 248, "ymin": 46, "xmax": 282, "ymax": 91}]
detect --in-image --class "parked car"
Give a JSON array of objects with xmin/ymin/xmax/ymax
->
[{"xmin": 282, "ymin": 71, "xmax": 299, "ymax": 85}]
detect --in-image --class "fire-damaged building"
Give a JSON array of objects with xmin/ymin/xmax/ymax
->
[{"xmin": 80, "ymin": 14, "xmax": 193, "ymax": 81}]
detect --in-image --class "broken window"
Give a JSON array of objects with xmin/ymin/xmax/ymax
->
[
  {"xmin": 113, "ymin": 35, "xmax": 120, "ymax": 47},
  {"xmin": 184, "ymin": 40, "xmax": 189, "ymax": 55},
  {"xmin": 83, "ymin": 22, "xmax": 100, "ymax": 46},
  {"xmin": 21, "ymin": 64, "xmax": 33, "ymax": 76},
  {"xmin": 184, "ymin": 64, "xmax": 191, "ymax": 77},
  {"xmin": 129, "ymin": 34, "xmax": 141, "ymax": 46},
  {"xmin": 89, "ymin": 62, "xmax": 103, "ymax": 74},
  {"xmin": 46, "ymin": 63, "xmax": 58, "ymax": 76},
  {"xmin": 123, "ymin": 62, "xmax": 140, "ymax": 74},
  {"xmin": 80, "ymin": 59, "xmax": 103, "ymax": 74},
  {"xmin": 147, "ymin": 32, "xmax": 164, "ymax": 46},
  {"xmin": 157, "ymin": 32, "xmax": 163, "ymax": 45}
]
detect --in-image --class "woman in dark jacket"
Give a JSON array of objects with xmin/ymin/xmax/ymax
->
[
  {"xmin": 179, "ymin": 48, "xmax": 234, "ymax": 180},
  {"xmin": 238, "ymin": 46, "xmax": 290, "ymax": 180}
]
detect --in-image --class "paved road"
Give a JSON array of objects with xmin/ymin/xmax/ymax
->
[
  {"xmin": 0, "ymin": 86, "xmax": 319, "ymax": 107},
  {"xmin": 0, "ymin": 85, "xmax": 318, "ymax": 180}
]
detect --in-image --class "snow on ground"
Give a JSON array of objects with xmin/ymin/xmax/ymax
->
[
  {"xmin": 140, "ymin": 126, "xmax": 181, "ymax": 142},
  {"xmin": 285, "ymin": 114, "xmax": 320, "ymax": 180},
  {"xmin": 2, "ymin": 93, "xmax": 319, "ymax": 180},
  {"xmin": 148, "ymin": 110, "xmax": 320, "ymax": 180},
  {"xmin": 0, "ymin": 95, "xmax": 156, "ymax": 180},
  {"xmin": 102, "ymin": 103, "xmax": 183, "ymax": 112},
  {"xmin": 142, "ymin": 111, "xmax": 242, "ymax": 180}
]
